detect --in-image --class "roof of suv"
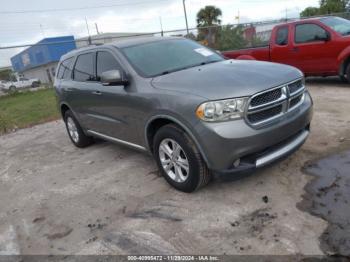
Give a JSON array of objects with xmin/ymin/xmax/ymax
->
[{"xmin": 60, "ymin": 36, "xmax": 181, "ymax": 61}]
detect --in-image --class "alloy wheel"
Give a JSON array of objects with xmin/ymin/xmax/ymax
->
[
  {"xmin": 67, "ymin": 117, "xmax": 79, "ymax": 143},
  {"xmin": 159, "ymin": 139, "xmax": 190, "ymax": 183}
]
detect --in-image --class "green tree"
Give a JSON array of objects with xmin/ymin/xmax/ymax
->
[
  {"xmin": 196, "ymin": 5, "xmax": 222, "ymax": 47},
  {"xmin": 0, "ymin": 69, "xmax": 13, "ymax": 81},
  {"xmin": 320, "ymin": 0, "xmax": 348, "ymax": 13},
  {"xmin": 300, "ymin": 7, "xmax": 320, "ymax": 17},
  {"xmin": 300, "ymin": 0, "xmax": 350, "ymax": 17},
  {"xmin": 216, "ymin": 25, "xmax": 247, "ymax": 51}
]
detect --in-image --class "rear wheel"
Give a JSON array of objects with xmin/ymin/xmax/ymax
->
[
  {"xmin": 153, "ymin": 124, "xmax": 211, "ymax": 192},
  {"xmin": 31, "ymin": 81, "xmax": 40, "ymax": 88},
  {"xmin": 64, "ymin": 110, "xmax": 93, "ymax": 148},
  {"xmin": 9, "ymin": 86, "xmax": 16, "ymax": 93}
]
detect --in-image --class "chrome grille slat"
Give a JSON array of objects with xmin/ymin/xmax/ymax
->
[{"xmin": 246, "ymin": 78, "xmax": 305, "ymax": 127}]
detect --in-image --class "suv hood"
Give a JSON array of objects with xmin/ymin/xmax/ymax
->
[{"xmin": 151, "ymin": 60, "xmax": 303, "ymax": 100}]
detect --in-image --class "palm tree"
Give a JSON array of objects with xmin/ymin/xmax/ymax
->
[
  {"xmin": 196, "ymin": 6, "xmax": 223, "ymax": 47},
  {"xmin": 196, "ymin": 5, "xmax": 222, "ymax": 27}
]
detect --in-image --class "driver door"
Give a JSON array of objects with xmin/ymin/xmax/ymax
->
[
  {"xmin": 82, "ymin": 50, "xmax": 140, "ymax": 144},
  {"xmin": 291, "ymin": 22, "xmax": 335, "ymax": 74}
]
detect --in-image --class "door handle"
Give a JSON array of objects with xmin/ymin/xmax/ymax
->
[
  {"xmin": 291, "ymin": 47, "xmax": 299, "ymax": 52},
  {"xmin": 66, "ymin": 87, "xmax": 74, "ymax": 92},
  {"xmin": 92, "ymin": 91, "xmax": 102, "ymax": 95}
]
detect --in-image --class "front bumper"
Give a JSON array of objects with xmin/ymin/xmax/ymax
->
[{"xmin": 193, "ymin": 91, "xmax": 313, "ymax": 173}]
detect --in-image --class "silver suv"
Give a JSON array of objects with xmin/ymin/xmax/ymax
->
[{"xmin": 55, "ymin": 37, "xmax": 313, "ymax": 192}]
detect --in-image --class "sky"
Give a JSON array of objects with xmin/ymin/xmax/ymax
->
[{"xmin": 0, "ymin": 0, "xmax": 319, "ymax": 67}]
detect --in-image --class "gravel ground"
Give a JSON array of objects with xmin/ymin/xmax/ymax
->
[{"xmin": 0, "ymin": 78, "xmax": 349, "ymax": 256}]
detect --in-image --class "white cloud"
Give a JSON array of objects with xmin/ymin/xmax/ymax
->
[{"xmin": 0, "ymin": 0, "xmax": 319, "ymax": 67}]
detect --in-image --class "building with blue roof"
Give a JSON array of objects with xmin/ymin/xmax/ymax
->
[{"xmin": 11, "ymin": 36, "xmax": 76, "ymax": 83}]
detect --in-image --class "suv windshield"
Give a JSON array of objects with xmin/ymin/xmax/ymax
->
[
  {"xmin": 120, "ymin": 39, "xmax": 224, "ymax": 77},
  {"xmin": 320, "ymin": 17, "xmax": 350, "ymax": 36}
]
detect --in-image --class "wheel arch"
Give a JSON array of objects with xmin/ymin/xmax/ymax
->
[
  {"xmin": 337, "ymin": 47, "xmax": 350, "ymax": 76},
  {"xmin": 236, "ymin": 55, "xmax": 256, "ymax": 60},
  {"xmin": 59, "ymin": 102, "xmax": 71, "ymax": 119},
  {"xmin": 144, "ymin": 115, "xmax": 210, "ymax": 168}
]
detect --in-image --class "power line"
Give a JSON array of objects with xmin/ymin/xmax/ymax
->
[
  {"xmin": 0, "ymin": 0, "xmax": 170, "ymax": 15},
  {"xmin": 0, "ymin": 17, "xmax": 299, "ymax": 50}
]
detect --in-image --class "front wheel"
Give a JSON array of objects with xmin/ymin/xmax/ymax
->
[
  {"xmin": 153, "ymin": 124, "xmax": 211, "ymax": 193},
  {"xmin": 343, "ymin": 64, "xmax": 350, "ymax": 83}
]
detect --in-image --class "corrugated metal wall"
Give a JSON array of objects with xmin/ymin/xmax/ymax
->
[{"xmin": 10, "ymin": 36, "xmax": 76, "ymax": 73}]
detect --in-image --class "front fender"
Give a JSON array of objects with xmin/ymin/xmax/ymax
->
[{"xmin": 144, "ymin": 113, "xmax": 211, "ymax": 167}]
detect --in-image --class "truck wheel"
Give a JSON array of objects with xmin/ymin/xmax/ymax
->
[
  {"xmin": 9, "ymin": 86, "xmax": 16, "ymax": 93},
  {"xmin": 345, "ymin": 64, "xmax": 350, "ymax": 83},
  {"xmin": 153, "ymin": 124, "xmax": 211, "ymax": 193},
  {"xmin": 64, "ymin": 110, "xmax": 93, "ymax": 148},
  {"xmin": 31, "ymin": 81, "xmax": 40, "ymax": 88}
]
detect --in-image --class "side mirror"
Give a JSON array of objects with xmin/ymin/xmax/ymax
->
[
  {"xmin": 316, "ymin": 32, "xmax": 330, "ymax": 42},
  {"xmin": 101, "ymin": 70, "xmax": 128, "ymax": 86}
]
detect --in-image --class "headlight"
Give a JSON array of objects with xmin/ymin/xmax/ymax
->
[{"xmin": 196, "ymin": 97, "xmax": 248, "ymax": 122}]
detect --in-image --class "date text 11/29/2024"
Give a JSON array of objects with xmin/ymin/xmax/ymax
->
[{"xmin": 127, "ymin": 255, "xmax": 219, "ymax": 261}]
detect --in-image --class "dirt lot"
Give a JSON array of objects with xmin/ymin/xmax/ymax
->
[{"xmin": 0, "ymin": 78, "xmax": 349, "ymax": 256}]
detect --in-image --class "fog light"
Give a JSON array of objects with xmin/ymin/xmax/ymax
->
[{"xmin": 233, "ymin": 159, "xmax": 241, "ymax": 168}]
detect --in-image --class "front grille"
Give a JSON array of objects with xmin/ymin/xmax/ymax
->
[
  {"xmin": 247, "ymin": 105, "xmax": 283, "ymax": 124},
  {"xmin": 246, "ymin": 79, "xmax": 305, "ymax": 127},
  {"xmin": 250, "ymin": 88, "xmax": 282, "ymax": 107},
  {"xmin": 288, "ymin": 80, "xmax": 303, "ymax": 94},
  {"xmin": 290, "ymin": 94, "xmax": 303, "ymax": 108}
]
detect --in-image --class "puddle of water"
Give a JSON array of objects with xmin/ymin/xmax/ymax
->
[{"xmin": 299, "ymin": 150, "xmax": 350, "ymax": 257}]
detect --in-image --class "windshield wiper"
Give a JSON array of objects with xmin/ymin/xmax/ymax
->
[{"xmin": 158, "ymin": 60, "xmax": 221, "ymax": 76}]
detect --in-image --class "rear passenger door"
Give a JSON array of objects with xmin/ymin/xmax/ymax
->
[
  {"xmin": 70, "ymin": 52, "xmax": 100, "ymax": 129},
  {"xmin": 86, "ymin": 50, "xmax": 140, "ymax": 144},
  {"xmin": 271, "ymin": 25, "xmax": 297, "ymax": 66}
]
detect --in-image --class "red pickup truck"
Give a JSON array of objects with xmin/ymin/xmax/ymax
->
[{"xmin": 223, "ymin": 16, "xmax": 350, "ymax": 82}]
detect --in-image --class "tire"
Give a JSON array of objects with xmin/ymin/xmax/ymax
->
[
  {"xmin": 9, "ymin": 86, "xmax": 16, "ymax": 93},
  {"xmin": 344, "ymin": 63, "xmax": 350, "ymax": 83},
  {"xmin": 64, "ymin": 110, "xmax": 93, "ymax": 148},
  {"xmin": 340, "ymin": 75, "xmax": 348, "ymax": 83},
  {"xmin": 153, "ymin": 124, "xmax": 211, "ymax": 193},
  {"xmin": 31, "ymin": 81, "xmax": 40, "ymax": 88}
]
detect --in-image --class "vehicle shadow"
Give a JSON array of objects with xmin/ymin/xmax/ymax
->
[{"xmin": 306, "ymin": 76, "xmax": 349, "ymax": 87}]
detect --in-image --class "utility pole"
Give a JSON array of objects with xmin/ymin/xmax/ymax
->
[
  {"xmin": 85, "ymin": 17, "xmax": 92, "ymax": 45},
  {"xmin": 39, "ymin": 24, "xmax": 45, "ymax": 38},
  {"xmin": 95, "ymin": 23, "xmax": 100, "ymax": 35},
  {"xmin": 182, "ymin": 0, "xmax": 189, "ymax": 35},
  {"xmin": 159, "ymin": 16, "xmax": 164, "ymax": 36}
]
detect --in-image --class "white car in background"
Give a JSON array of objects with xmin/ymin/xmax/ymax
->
[{"xmin": 0, "ymin": 77, "xmax": 41, "ymax": 92}]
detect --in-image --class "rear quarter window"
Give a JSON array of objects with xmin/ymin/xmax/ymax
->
[
  {"xmin": 275, "ymin": 27, "xmax": 289, "ymax": 46},
  {"xmin": 73, "ymin": 53, "xmax": 95, "ymax": 82},
  {"xmin": 57, "ymin": 57, "xmax": 74, "ymax": 80}
]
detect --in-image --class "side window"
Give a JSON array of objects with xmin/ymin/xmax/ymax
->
[
  {"xmin": 57, "ymin": 57, "xmax": 74, "ymax": 80},
  {"xmin": 275, "ymin": 27, "xmax": 289, "ymax": 46},
  {"xmin": 295, "ymin": 24, "xmax": 327, "ymax": 44},
  {"xmin": 96, "ymin": 51, "xmax": 121, "ymax": 81},
  {"xmin": 56, "ymin": 64, "xmax": 64, "ymax": 79},
  {"xmin": 73, "ymin": 53, "xmax": 95, "ymax": 82}
]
